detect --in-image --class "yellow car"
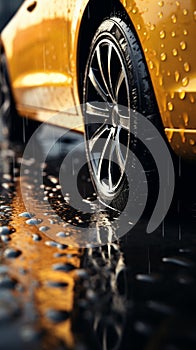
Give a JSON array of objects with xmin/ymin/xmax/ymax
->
[{"xmin": 0, "ymin": 0, "xmax": 196, "ymax": 207}]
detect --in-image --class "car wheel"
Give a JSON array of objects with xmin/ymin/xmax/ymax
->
[
  {"xmin": 83, "ymin": 17, "xmax": 159, "ymax": 211},
  {"xmin": 0, "ymin": 53, "xmax": 39, "ymax": 143}
]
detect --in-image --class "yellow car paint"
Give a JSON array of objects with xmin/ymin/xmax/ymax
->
[{"xmin": 1, "ymin": 0, "xmax": 196, "ymax": 157}]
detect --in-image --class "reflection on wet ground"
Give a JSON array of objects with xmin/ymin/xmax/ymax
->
[{"xmin": 0, "ymin": 124, "xmax": 196, "ymax": 349}]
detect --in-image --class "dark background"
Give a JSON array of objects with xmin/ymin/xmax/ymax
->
[{"xmin": 0, "ymin": 0, "xmax": 23, "ymax": 31}]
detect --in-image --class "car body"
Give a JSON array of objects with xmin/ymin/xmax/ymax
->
[
  {"xmin": 0, "ymin": 0, "xmax": 196, "ymax": 211},
  {"xmin": 1, "ymin": 0, "xmax": 196, "ymax": 158}
]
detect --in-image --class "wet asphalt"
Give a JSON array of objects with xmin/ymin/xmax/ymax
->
[{"xmin": 1, "ymin": 121, "xmax": 196, "ymax": 350}]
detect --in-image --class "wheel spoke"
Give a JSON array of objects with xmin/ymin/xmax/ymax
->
[
  {"xmin": 115, "ymin": 128, "xmax": 126, "ymax": 174},
  {"xmin": 97, "ymin": 128, "xmax": 114, "ymax": 182},
  {"xmin": 119, "ymin": 115, "xmax": 130, "ymax": 131},
  {"xmin": 115, "ymin": 68, "xmax": 125, "ymax": 99},
  {"xmin": 86, "ymin": 101, "xmax": 109, "ymax": 121},
  {"xmin": 107, "ymin": 44, "xmax": 115, "ymax": 101},
  {"xmin": 108, "ymin": 138, "xmax": 116, "ymax": 190},
  {"xmin": 89, "ymin": 123, "xmax": 109, "ymax": 151},
  {"xmin": 118, "ymin": 106, "xmax": 130, "ymax": 131},
  {"xmin": 96, "ymin": 45, "xmax": 115, "ymax": 102},
  {"xmin": 88, "ymin": 67, "xmax": 108, "ymax": 102}
]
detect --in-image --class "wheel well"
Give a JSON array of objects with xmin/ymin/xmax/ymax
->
[{"xmin": 77, "ymin": 0, "xmax": 130, "ymax": 102}]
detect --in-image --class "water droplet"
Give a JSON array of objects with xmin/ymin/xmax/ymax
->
[
  {"xmin": 0, "ymin": 226, "xmax": 13, "ymax": 236},
  {"xmin": 56, "ymin": 231, "xmax": 67, "ymax": 238},
  {"xmin": 32, "ymin": 233, "xmax": 42, "ymax": 241},
  {"xmin": 166, "ymin": 130, "xmax": 174, "ymax": 143},
  {"xmin": 26, "ymin": 218, "xmax": 42, "ymax": 225},
  {"xmin": 39, "ymin": 226, "xmax": 49, "ymax": 232},
  {"xmin": 183, "ymin": 112, "xmax": 189, "ymax": 126},
  {"xmin": 179, "ymin": 91, "xmax": 186, "ymax": 100},
  {"xmin": 184, "ymin": 62, "xmax": 190, "ymax": 72},
  {"xmin": 45, "ymin": 309, "xmax": 70, "ymax": 323},
  {"xmin": 189, "ymin": 94, "xmax": 195, "ymax": 103},
  {"xmin": 45, "ymin": 240, "xmax": 58, "ymax": 248},
  {"xmin": 3, "ymin": 248, "xmax": 22, "ymax": 259},
  {"xmin": 183, "ymin": 29, "xmax": 188, "ymax": 36},
  {"xmin": 172, "ymin": 48, "xmax": 178, "ymax": 56},
  {"xmin": 180, "ymin": 130, "xmax": 186, "ymax": 143},
  {"xmin": 182, "ymin": 76, "xmax": 189, "ymax": 87},
  {"xmin": 53, "ymin": 263, "xmax": 76, "ymax": 272},
  {"xmin": 171, "ymin": 31, "xmax": 176, "ymax": 37},
  {"xmin": 0, "ymin": 205, "xmax": 11, "ymax": 210},
  {"xmin": 158, "ymin": 11, "xmax": 163, "ymax": 18},
  {"xmin": 136, "ymin": 274, "xmax": 161, "ymax": 283},
  {"xmin": 132, "ymin": 7, "xmax": 137, "ymax": 14},
  {"xmin": 18, "ymin": 212, "xmax": 33, "ymax": 218},
  {"xmin": 175, "ymin": 71, "xmax": 180, "ymax": 82},
  {"xmin": 47, "ymin": 281, "xmax": 69, "ymax": 288},
  {"xmin": 170, "ymin": 92, "xmax": 174, "ymax": 98},
  {"xmin": 176, "ymin": 1, "xmax": 180, "ymax": 6},
  {"xmin": 161, "ymin": 52, "xmax": 167, "ymax": 61},
  {"xmin": 194, "ymin": 10, "xmax": 196, "ymax": 21},
  {"xmin": 189, "ymin": 139, "xmax": 195, "ymax": 146},
  {"xmin": 2, "ymin": 183, "xmax": 13, "ymax": 190},
  {"xmin": 48, "ymin": 175, "xmax": 58, "ymax": 184},
  {"xmin": 168, "ymin": 102, "xmax": 174, "ymax": 111},
  {"xmin": 75, "ymin": 269, "xmax": 89, "ymax": 279},
  {"xmin": 57, "ymin": 243, "xmax": 68, "ymax": 250},
  {"xmin": 159, "ymin": 76, "xmax": 163, "ymax": 86},
  {"xmin": 137, "ymin": 24, "xmax": 141, "ymax": 30},
  {"xmin": 3, "ymin": 174, "xmax": 12, "ymax": 181},
  {"xmin": 1, "ymin": 235, "xmax": 11, "ymax": 243},
  {"xmin": 48, "ymin": 218, "xmax": 56, "ymax": 224},
  {"xmin": 162, "ymin": 256, "xmax": 193, "ymax": 267},
  {"xmin": 160, "ymin": 30, "xmax": 166, "ymax": 39},
  {"xmin": 183, "ymin": 9, "xmax": 188, "ymax": 16},
  {"xmin": 150, "ymin": 24, "xmax": 155, "ymax": 31},
  {"xmin": 171, "ymin": 14, "xmax": 177, "ymax": 24},
  {"xmin": 158, "ymin": 1, "xmax": 164, "ymax": 7},
  {"xmin": 180, "ymin": 41, "xmax": 187, "ymax": 50}
]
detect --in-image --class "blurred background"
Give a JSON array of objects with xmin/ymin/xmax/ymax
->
[
  {"xmin": 0, "ymin": 0, "xmax": 23, "ymax": 141},
  {"xmin": 0, "ymin": 0, "xmax": 23, "ymax": 31}
]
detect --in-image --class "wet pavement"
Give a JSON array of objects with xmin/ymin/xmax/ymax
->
[{"xmin": 0, "ymin": 122, "xmax": 196, "ymax": 350}]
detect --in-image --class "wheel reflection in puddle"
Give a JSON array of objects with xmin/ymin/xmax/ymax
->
[{"xmin": 19, "ymin": 122, "xmax": 147, "ymax": 247}]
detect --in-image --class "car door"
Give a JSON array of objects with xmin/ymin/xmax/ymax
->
[
  {"xmin": 37, "ymin": 0, "xmax": 74, "ymax": 112},
  {"xmin": 4, "ymin": 0, "xmax": 45, "ymax": 109},
  {"xmin": 6, "ymin": 0, "xmax": 75, "ymax": 113}
]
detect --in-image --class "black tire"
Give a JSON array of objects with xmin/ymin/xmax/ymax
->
[
  {"xmin": 0, "ymin": 53, "xmax": 40, "ymax": 143},
  {"xmin": 82, "ymin": 17, "xmax": 160, "ymax": 212}
]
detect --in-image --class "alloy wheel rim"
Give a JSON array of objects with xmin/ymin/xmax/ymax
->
[{"xmin": 84, "ymin": 37, "xmax": 131, "ymax": 198}]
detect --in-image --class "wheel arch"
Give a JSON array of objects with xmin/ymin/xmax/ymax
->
[
  {"xmin": 76, "ymin": 0, "xmax": 161, "ymax": 123},
  {"xmin": 76, "ymin": 0, "xmax": 135, "ymax": 103}
]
